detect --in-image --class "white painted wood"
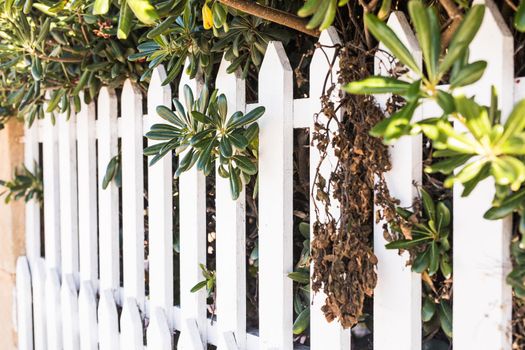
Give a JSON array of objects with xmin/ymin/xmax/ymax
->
[
  {"xmin": 58, "ymin": 109, "xmax": 79, "ymax": 283},
  {"xmin": 147, "ymin": 66, "xmax": 174, "ymax": 328},
  {"xmin": 61, "ymin": 274, "xmax": 80, "ymax": 350},
  {"xmin": 220, "ymin": 332, "xmax": 238, "ymax": 350},
  {"xmin": 146, "ymin": 307, "xmax": 172, "ymax": 349},
  {"xmin": 16, "ymin": 256, "xmax": 33, "ymax": 350},
  {"xmin": 45, "ymin": 268, "xmax": 62, "ymax": 350},
  {"xmin": 120, "ymin": 298, "xmax": 144, "ymax": 350},
  {"xmin": 258, "ymin": 41, "xmax": 293, "ymax": 350},
  {"xmin": 78, "ymin": 281, "xmax": 98, "ymax": 350},
  {"xmin": 32, "ymin": 258, "xmax": 47, "ymax": 350},
  {"xmin": 372, "ymin": 12, "xmax": 422, "ymax": 350},
  {"xmin": 98, "ymin": 87, "xmax": 120, "ymax": 298},
  {"xmin": 215, "ymin": 57, "xmax": 247, "ymax": 350},
  {"xmin": 178, "ymin": 62, "xmax": 207, "ymax": 347},
  {"xmin": 98, "ymin": 290, "xmax": 120, "ymax": 350},
  {"xmin": 308, "ymin": 28, "xmax": 351, "ymax": 350},
  {"xmin": 453, "ymin": 1, "xmax": 513, "ymax": 348},
  {"xmin": 43, "ymin": 109, "xmax": 61, "ymax": 271},
  {"xmin": 24, "ymin": 122, "xmax": 41, "ymax": 261},
  {"xmin": 179, "ymin": 318, "xmax": 205, "ymax": 350},
  {"xmin": 292, "ymin": 98, "xmax": 313, "ymax": 129},
  {"xmin": 76, "ymin": 96, "xmax": 98, "ymax": 286},
  {"xmin": 121, "ymin": 80, "xmax": 146, "ymax": 311}
]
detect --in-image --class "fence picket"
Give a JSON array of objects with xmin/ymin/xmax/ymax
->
[
  {"xmin": 58, "ymin": 110, "xmax": 79, "ymax": 283},
  {"xmin": 24, "ymin": 122, "xmax": 40, "ymax": 260},
  {"xmin": 16, "ymin": 256, "xmax": 33, "ymax": 350},
  {"xmin": 258, "ymin": 41, "xmax": 293, "ymax": 350},
  {"xmin": 146, "ymin": 307, "xmax": 172, "ymax": 349},
  {"xmin": 46, "ymin": 268, "xmax": 62, "ymax": 350},
  {"xmin": 79, "ymin": 281, "xmax": 98, "ymax": 350},
  {"xmin": 308, "ymin": 28, "xmax": 351, "ymax": 350},
  {"xmin": 453, "ymin": 1, "xmax": 513, "ymax": 348},
  {"xmin": 61, "ymin": 274, "xmax": 80, "ymax": 349},
  {"xmin": 215, "ymin": 58, "xmax": 247, "ymax": 350},
  {"xmin": 76, "ymin": 97, "xmax": 98, "ymax": 285},
  {"xmin": 98, "ymin": 87, "xmax": 120, "ymax": 298},
  {"xmin": 373, "ymin": 12, "xmax": 422, "ymax": 350},
  {"xmin": 43, "ymin": 108, "xmax": 61, "ymax": 271},
  {"xmin": 121, "ymin": 80, "xmax": 146, "ymax": 311},
  {"xmin": 32, "ymin": 258, "xmax": 47, "ymax": 350},
  {"xmin": 147, "ymin": 66, "xmax": 174, "ymax": 327},
  {"xmin": 98, "ymin": 290, "xmax": 120, "ymax": 350},
  {"xmin": 120, "ymin": 298, "xmax": 144, "ymax": 350},
  {"xmin": 178, "ymin": 64, "xmax": 207, "ymax": 347}
]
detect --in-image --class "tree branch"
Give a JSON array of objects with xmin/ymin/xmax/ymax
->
[
  {"xmin": 439, "ymin": 0, "xmax": 463, "ymax": 49},
  {"xmin": 217, "ymin": 0, "xmax": 320, "ymax": 37}
]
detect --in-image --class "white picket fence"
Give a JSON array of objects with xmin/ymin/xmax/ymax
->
[{"xmin": 13, "ymin": 1, "xmax": 522, "ymax": 349}]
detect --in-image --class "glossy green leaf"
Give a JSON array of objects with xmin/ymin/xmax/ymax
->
[
  {"xmin": 344, "ymin": 76, "xmax": 411, "ymax": 95},
  {"xmin": 127, "ymin": 0, "xmax": 159, "ymax": 25}
]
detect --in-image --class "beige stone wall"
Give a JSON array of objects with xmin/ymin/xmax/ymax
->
[{"xmin": 0, "ymin": 118, "xmax": 26, "ymax": 350}]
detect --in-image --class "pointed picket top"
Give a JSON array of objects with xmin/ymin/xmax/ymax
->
[
  {"xmin": 46, "ymin": 268, "xmax": 63, "ymax": 350},
  {"xmin": 260, "ymin": 41, "xmax": 292, "ymax": 77},
  {"xmin": 120, "ymin": 298, "xmax": 144, "ymax": 350},
  {"xmin": 122, "ymin": 79, "xmax": 143, "ymax": 107},
  {"xmin": 79, "ymin": 281, "xmax": 98, "ymax": 350},
  {"xmin": 148, "ymin": 65, "xmax": 172, "ymax": 111},
  {"xmin": 98, "ymin": 290, "xmax": 119, "ymax": 350},
  {"xmin": 61, "ymin": 274, "xmax": 80, "ymax": 350},
  {"xmin": 98, "ymin": 86, "xmax": 118, "ymax": 115},
  {"xmin": 178, "ymin": 318, "xmax": 205, "ymax": 350},
  {"xmin": 146, "ymin": 307, "xmax": 172, "ymax": 349},
  {"xmin": 16, "ymin": 256, "xmax": 33, "ymax": 350},
  {"xmin": 179, "ymin": 58, "xmax": 204, "ymax": 96},
  {"xmin": 310, "ymin": 27, "xmax": 342, "ymax": 98},
  {"xmin": 216, "ymin": 54, "xmax": 245, "ymax": 109},
  {"xmin": 31, "ymin": 258, "xmax": 47, "ymax": 350}
]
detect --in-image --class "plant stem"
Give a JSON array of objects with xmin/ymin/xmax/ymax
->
[{"xmin": 217, "ymin": 0, "xmax": 319, "ymax": 37}]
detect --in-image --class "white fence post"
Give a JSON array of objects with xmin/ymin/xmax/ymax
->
[
  {"xmin": 78, "ymin": 281, "xmax": 98, "ymax": 350},
  {"xmin": 58, "ymin": 109, "xmax": 79, "ymax": 284},
  {"xmin": 147, "ymin": 66, "xmax": 174, "ymax": 331},
  {"xmin": 97, "ymin": 87, "xmax": 120, "ymax": 299},
  {"xmin": 120, "ymin": 298, "xmax": 144, "ymax": 350},
  {"xmin": 373, "ymin": 12, "xmax": 422, "ymax": 350},
  {"xmin": 308, "ymin": 28, "xmax": 351, "ymax": 350},
  {"xmin": 61, "ymin": 274, "xmax": 79, "ymax": 350},
  {"xmin": 453, "ymin": 1, "xmax": 513, "ymax": 349},
  {"xmin": 16, "ymin": 256, "xmax": 33, "ymax": 350},
  {"xmin": 147, "ymin": 307, "xmax": 172, "ymax": 349},
  {"xmin": 76, "ymin": 97, "xmax": 98, "ymax": 286},
  {"xmin": 98, "ymin": 290, "xmax": 120, "ymax": 350},
  {"xmin": 46, "ymin": 268, "xmax": 62, "ymax": 350},
  {"xmin": 32, "ymin": 258, "xmax": 47, "ymax": 350},
  {"xmin": 24, "ymin": 122, "xmax": 40, "ymax": 261},
  {"xmin": 42, "ymin": 107, "xmax": 61, "ymax": 272},
  {"xmin": 121, "ymin": 80, "xmax": 146, "ymax": 311},
  {"xmin": 215, "ymin": 58, "xmax": 247, "ymax": 350},
  {"xmin": 258, "ymin": 41, "xmax": 294, "ymax": 350},
  {"xmin": 178, "ymin": 63, "xmax": 207, "ymax": 348}
]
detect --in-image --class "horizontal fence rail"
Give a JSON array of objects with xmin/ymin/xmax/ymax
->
[{"xmin": 14, "ymin": 2, "xmax": 519, "ymax": 349}]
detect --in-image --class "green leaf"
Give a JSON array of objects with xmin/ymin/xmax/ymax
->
[
  {"xmin": 440, "ymin": 254, "xmax": 452, "ymax": 279},
  {"xmin": 450, "ymin": 61, "xmax": 487, "ymax": 88},
  {"xmin": 102, "ymin": 156, "xmax": 118, "ymax": 190},
  {"xmin": 412, "ymin": 248, "xmax": 430, "ymax": 273},
  {"xmin": 288, "ymin": 271, "xmax": 310, "ymax": 284},
  {"xmin": 385, "ymin": 236, "xmax": 433, "ymax": 250},
  {"xmin": 147, "ymin": 16, "xmax": 176, "ymax": 39},
  {"xmin": 344, "ymin": 76, "xmax": 411, "ymax": 95},
  {"xmin": 408, "ymin": 1, "xmax": 438, "ymax": 81},
  {"xmin": 484, "ymin": 188, "xmax": 525, "ymax": 220},
  {"xmin": 420, "ymin": 188, "xmax": 436, "ymax": 221},
  {"xmin": 93, "ymin": 0, "xmax": 110, "ymax": 15},
  {"xmin": 438, "ymin": 300, "xmax": 453, "ymax": 338},
  {"xmin": 439, "ymin": 5, "xmax": 485, "ymax": 76},
  {"xmin": 293, "ymin": 307, "xmax": 310, "ymax": 335},
  {"xmin": 436, "ymin": 202, "xmax": 451, "ymax": 230},
  {"xmin": 219, "ymin": 137, "xmax": 233, "ymax": 158},
  {"xmin": 428, "ymin": 242, "xmax": 439, "ymax": 276},
  {"xmin": 227, "ymin": 106, "xmax": 265, "ymax": 129},
  {"xmin": 127, "ymin": 0, "xmax": 159, "ymax": 25},
  {"xmin": 370, "ymin": 101, "xmax": 418, "ymax": 142},
  {"xmin": 422, "ymin": 297, "xmax": 436, "ymax": 322},
  {"xmin": 425, "ymin": 154, "xmax": 472, "ymax": 175},
  {"xmin": 233, "ymin": 155, "xmax": 257, "ymax": 175},
  {"xmin": 364, "ymin": 13, "xmax": 422, "ymax": 76},
  {"xmin": 117, "ymin": 0, "xmax": 133, "ymax": 39},
  {"xmin": 499, "ymin": 99, "xmax": 525, "ymax": 146},
  {"xmin": 515, "ymin": 0, "xmax": 525, "ymax": 32},
  {"xmin": 190, "ymin": 280, "xmax": 207, "ymax": 293},
  {"xmin": 229, "ymin": 166, "xmax": 242, "ymax": 200}
]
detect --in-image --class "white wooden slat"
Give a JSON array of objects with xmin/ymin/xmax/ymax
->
[
  {"xmin": 121, "ymin": 80, "xmax": 146, "ymax": 311},
  {"xmin": 79, "ymin": 281, "xmax": 98, "ymax": 350},
  {"xmin": 16, "ymin": 256, "xmax": 33, "ymax": 350},
  {"xmin": 24, "ymin": 122, "xmax": 41, "ymax": 261},
  {"xmin": 61, "ymin": 274, "xmax": 80, "ymax": 350},
  {"xmin": 58, "ymin": 110, "xmax": 79, "ymax": 282},
  {"xmin": 453, "ymin": 1, "xmax": 513, "ymax": 348},
  {"xmin": 146, "ymin": 307, "xmax": 172, "ymax": 349},
  {"xmin": 178, "ymin": 63, "xmax": 207, "ymax": 347},
  {"xmin": 308, "ymin": 28, "xmax": 351, "ymax": 350},
  {"xmin": 180, "ymin": 318, "xmax": 205, "ymax": 350},
  {"xmin": 147, "ymin": 66, "xmax": 174, "ymax": 327},
  {"xmin": 98, "ymin": 290, "xmax": 120, "ymax": 350},
  {"xmin": 215, "ymin": 58, "xmax": 247, "ymax": 350},
  {"xmin": 43, "ymin": 109, "xmax": 61, "ymax": 271},
  {"xmin": 258, "ymin": 41, "xmax": 294, "ymax": 350},
  {"xmin": 32, "ymin": 258, "xmax": 47, "ymax": 350},
  {"xmin": 120, "ymin": 298, "xmax": 144, "ymax": 350},
  {"xmin": 373, "ymin": 12, "xmax": 422, "ymax": 350},
  {"xmin": 76, "ymin": 96, "xmax": 98, "ymax": 285},
  {"xmin": 292, "ymin": 98, "xmax": 313, "ymax": 129},
  {"xmin": 98, "ymin": 87, "xmax": 120, "ymax": 298},
  {"xmin": 46, "ymin": 268, "xmax": 62, "ymax": 350}
]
